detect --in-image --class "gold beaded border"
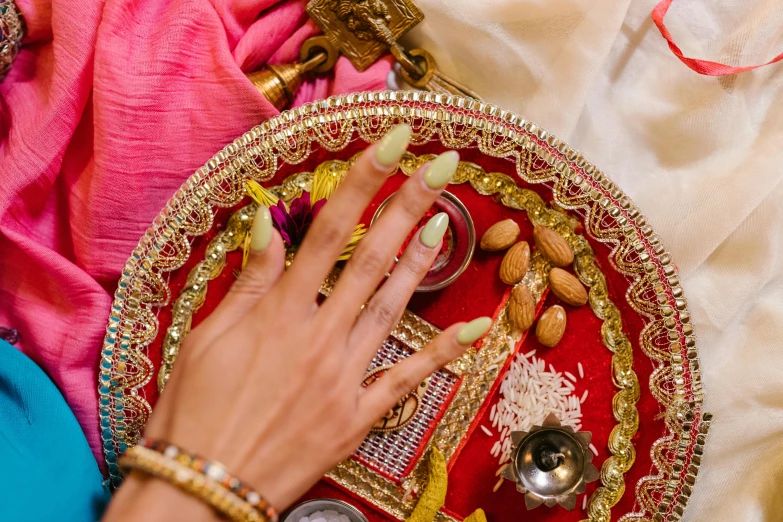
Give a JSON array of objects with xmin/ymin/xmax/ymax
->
[{"xmin": 99, "ymin": 91, "xmax": 709, "ymax": 521}]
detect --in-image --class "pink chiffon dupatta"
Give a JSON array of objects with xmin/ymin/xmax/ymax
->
[{"xmin": 0, "ymin": 0, "xmax": 390, "ymax": 470}]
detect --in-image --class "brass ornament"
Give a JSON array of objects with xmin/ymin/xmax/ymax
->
[
  {"xmin": 306, "ymin": 0, "xmax": 480, "ymax": 99},
  {"xmin": 249, "ymin": 0, "xmax": 482, "ymax": 109},
  {"xmin": 246, "ymin": 36, "xmax": 339, "ymax": 110},
  {"xmin": 307, "ymin": 0, "xmax": 423, "ymax": 72},
  {"xmin": 299, "ymin": 35, "xmax": 341, "ymax": 74},
  {"xmin": 394, "ymin": 47, "xmax": 482, "ymax": 100},
  {"xmin": 501, "ymin": 413, "xmax": 599, "ymax": 510}
]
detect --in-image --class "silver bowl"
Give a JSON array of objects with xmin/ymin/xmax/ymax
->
[
  {"xmin": 282, "ymin": 499, "xmax": 369, "ymax": 522},
  {"xmin": 371, "ymin": 189, "xmax": 475, "ymax": 292}
]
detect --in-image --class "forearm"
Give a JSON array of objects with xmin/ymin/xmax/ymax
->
[{"xmin": 102, "ymin": 473, "xmax": 221, "ymax": 522}]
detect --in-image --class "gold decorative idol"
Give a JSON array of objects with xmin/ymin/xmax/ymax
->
[{"xmin": 307, "ymin": 0, "xmax": 424, "ymax": 72}]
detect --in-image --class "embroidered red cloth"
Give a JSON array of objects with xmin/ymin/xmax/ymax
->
[{"xmin": 146, "ymin": 140, "xmax": 665, "ymax": 521}]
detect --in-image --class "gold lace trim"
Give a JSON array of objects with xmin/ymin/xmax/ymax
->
[{"xmin": 99, "ymin": 91, "xmax": 709, "ymax": 522}]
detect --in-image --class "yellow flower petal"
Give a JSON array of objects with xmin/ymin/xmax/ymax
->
[
  {"xmin": 311, "ymin": 164, "xmax": 344, "ymax": 202},
  {"xmin": 241, "ymin": 231, "xmax": 252, "ymax": 269},
  {"xmin": 245, "ymin": 179, "xmax": 279, "ymax": 207},
  {"xmin": 337, "ymin": 224, "xmax": 367, "ymax": 261}
]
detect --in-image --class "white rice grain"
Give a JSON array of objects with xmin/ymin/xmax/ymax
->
[
  {"xmin": 589, "ymin": 443, "xmax": 599, "ymax": 456},
  {"xmin": 480, "ymin": 425, "xmax": 493, "ymax": 436},
  {"xmin": 486, "ymin": 349, "xmax": 587, "ymax": 465},
  {"xmin": 492, "ymin": 353, "xmax": 508, "ymax": 364},
  {"xmin": 578, "ymin": 362, "xmax": 584, "ymax": 379},
  {"xmin": 491, "ymin": 441, "xmax": 501, "ymax": 457},
  {"xmin": 581, "ymin": 390, "xmax": 589, "ymax": 403}
]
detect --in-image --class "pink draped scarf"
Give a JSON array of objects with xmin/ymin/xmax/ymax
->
[{"xmin": 0, "ymin": 0, "xmax": 390, "ymax": 469}]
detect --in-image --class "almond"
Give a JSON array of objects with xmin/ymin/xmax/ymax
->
[
  {"xmin": 480, "ymin": 219, "xmax": 520, "ymax": 252},
  {"xmin": 507, "ymin": 284, "xmax": 536, "ymax": 332},
  {"xmin": 534, "ymin": 226, "xmax": 574, "ymax": 267},
  {"xmin": 549, "ymin": 268, "xmax": 588, "ymax": 306},
  {"xmin": 499, "ymin": 241, "xmax": 530, "ymax": 285},
  {"xmin": 536, "ymin": 305, "xmax": 567, "ymax": 347}
]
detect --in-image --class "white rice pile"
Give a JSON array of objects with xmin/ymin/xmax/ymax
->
[{"xmin": 485, "ymin": 349, "xmax": 586, "ymax": 468}]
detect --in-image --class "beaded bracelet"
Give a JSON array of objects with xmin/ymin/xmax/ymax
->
[{"xmin": 119, "ymin": 439, "xmax": 278, "ymax": 522}]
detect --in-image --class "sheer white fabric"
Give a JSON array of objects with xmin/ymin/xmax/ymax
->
[{"xmin": 400, "ymin": 1, "xmax": 783, "ymax": 519}]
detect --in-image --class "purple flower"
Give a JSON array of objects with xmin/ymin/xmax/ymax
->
[{"xmin": 269, "ymin": 192, "xmax": 327, "ymax": 247}]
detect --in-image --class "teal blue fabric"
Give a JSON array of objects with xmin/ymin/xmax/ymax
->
[{"xmin": 0, "ymin": 339, "xmax": 111, "ymax": 521}]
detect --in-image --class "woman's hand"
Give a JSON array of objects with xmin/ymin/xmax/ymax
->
[{"xmin": 104, "ymin": 125, "xmax": 491, "ymax": 520}]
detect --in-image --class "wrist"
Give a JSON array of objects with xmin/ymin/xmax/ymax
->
[{"xmin": 103, "ymin": 473, "xmax": 220, "ymax": 522}]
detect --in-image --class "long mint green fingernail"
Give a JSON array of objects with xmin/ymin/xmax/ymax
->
[
  {"xmin": 251, "ymin": 206, "xmax": 273, "ymax": 252},
  {"xmin": 420, "ymin": 212, "xmax": 449, "ymax": 248},
  {"xmin": 457, "ymin": 317, "xmax": 492, "ymax": 345},
  {"xmin": 375, "ymin": 124, "xmax": 412, "ymax": 167},
  {"xmin": 424, "ymin": 151, "xmax": 459, "ymax": 189}
]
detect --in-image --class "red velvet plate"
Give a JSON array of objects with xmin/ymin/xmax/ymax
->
[{"xmin": 99, "ymin": 91, "xmax": 710, "ymax": 522}]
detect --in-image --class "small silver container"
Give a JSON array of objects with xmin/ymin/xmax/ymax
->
[
  {"xmin": 282, "ymin": 499, "xmax": 369, "ymax": 522},
  {"xmin": 371, "ymin": 190, "xmax": 475, "ymax": 292}
]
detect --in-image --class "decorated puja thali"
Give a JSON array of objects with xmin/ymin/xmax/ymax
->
[{"xmin": 99, "ymin": 91, "xmax": 710, "ymax": 522}]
